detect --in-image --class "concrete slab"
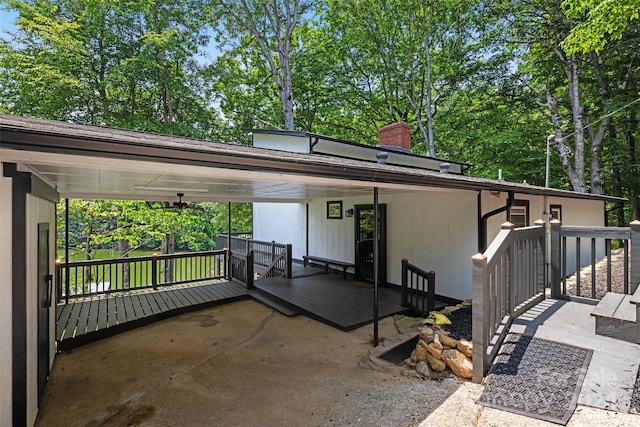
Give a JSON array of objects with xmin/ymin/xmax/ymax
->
[{"xmin": 510, "ymin": 299, "xmax": 640, "ymax": 413}]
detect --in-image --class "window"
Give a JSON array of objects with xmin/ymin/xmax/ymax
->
[
  {"xmin": 550, "ymin": 204, "xmax": 562, "ymax": 222},
  {"xmin": 509, "ymin": 200, "xmax": 529, "ymax": 228}
]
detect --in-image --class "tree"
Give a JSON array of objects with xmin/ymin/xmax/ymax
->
[
  {"xmin": 562, "ymin": 0, "xmax": 640, "ymax": 54},
  {"xmin": 211, "ymin": 0, "xmax": 313, "ymax": 130}
]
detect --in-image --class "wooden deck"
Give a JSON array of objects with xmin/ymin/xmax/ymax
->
[
  {"xmin": 55, "ymin": 280, "xmax": 248, "ymax": 351},
  {"xmin": 56, "ymin": 268, "xmax": 417, "ymax": 351},
  {"xmin": 254, "ymin": 273, "xmax": 409, "ymax": 331}
]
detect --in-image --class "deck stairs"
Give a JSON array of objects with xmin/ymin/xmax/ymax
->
[
  {"xmin": 248, "ymin": 288, "xmax": 301, "ymax": 317},
  {"xmin": 591, "ymin": 285, "xmax": 640, "ymax": 344}
]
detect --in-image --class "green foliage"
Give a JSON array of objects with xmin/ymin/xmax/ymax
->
[{"xmin": 562, "ymin": 0, "xmax": 640, "ymax": 53}]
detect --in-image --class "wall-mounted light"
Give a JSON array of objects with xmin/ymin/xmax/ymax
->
[
  {"xmin": 490, "ymin": 190, "xmax": 501, "ymax": 197},
  {"xmin": 345, "ymin": 208, "xmax": 354, "ymax": 218}
]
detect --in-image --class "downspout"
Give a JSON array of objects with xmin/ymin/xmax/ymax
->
[{"xmin": 479, "ymin": 191, "xmax": 515, "ymax": 252}]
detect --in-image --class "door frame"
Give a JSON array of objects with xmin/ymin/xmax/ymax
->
[
  {"xmin": 354, "ymin": 204, "xmax": 387, "ymax": 284},
  {"xmin": 37, "ymin": 222, "xmax": 52, "ymax": 404}
]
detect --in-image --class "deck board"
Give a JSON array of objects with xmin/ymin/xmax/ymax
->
[
  {"xmin": 254, "ymin": 275, "xmax": 408, "ymax": 331},
  {"xmin": 55, "ymin": 281, "xmax": 249, "ymax": 351}
]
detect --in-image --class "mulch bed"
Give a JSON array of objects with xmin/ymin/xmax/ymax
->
[{"xmin": 439, "ymin": 306, "xmax": 472, "ymax": 341}]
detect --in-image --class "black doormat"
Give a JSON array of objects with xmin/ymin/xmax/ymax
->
[
  {"xmin": 378, "ymin": 335, "xmax": 419, "ymax": 365},
  {"xmin": 476, "ymin": 333, "xmax": 592, "ymax": 425}
]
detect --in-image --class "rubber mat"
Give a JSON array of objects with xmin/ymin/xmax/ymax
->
[
  {"xmin": 476, "ymin": 333, "xmax": 592, "ymax": 425},
  {"xmin": 378, "ymin": 335, "xmax": 419, "ymax": 365}
]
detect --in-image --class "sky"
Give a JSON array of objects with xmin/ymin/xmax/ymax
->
[{"xmin": 0, "ymin": 9, "xmax": 18, "ymax": 40}]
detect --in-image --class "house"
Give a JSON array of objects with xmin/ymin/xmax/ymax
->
[
  {"xmin": 252, "ymin": 123, "xmax": 617, "ymax": 301},
  {"xmin": 0, "ymin": 115, "xmax": 621, "ymax": 425}
]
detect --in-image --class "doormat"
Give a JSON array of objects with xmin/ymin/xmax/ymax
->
[
  {"xmin": 352, "ymin": 281, "xmax": 374, "ymax": 289},
  {"xmin": 378, "ymin": 335, "xmax": 419, "ymax": 365},
  {"xmin": 476, "ymin": 333, "xmax": 592, "ymax": 425}
]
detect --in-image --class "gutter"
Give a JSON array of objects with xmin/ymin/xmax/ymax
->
[{"xmin": 479, "ymin": 191, "xmax": 515, "ymax": 252}]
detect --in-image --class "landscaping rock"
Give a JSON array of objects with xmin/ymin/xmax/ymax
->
[
  {"xmin": 441, "ymin": 349, "xmax": 472, "ymax": 379},
  {"xmin": 457, "ymin": 339, "xmax": 473, "ymax": 358},
  {"xmin": 416, "ymin": 361, "xmax": 430, "ymax": 378},
  {"xmin": 426, "ymin": 342, "xmax": 442, "ymax": 359},
  {"xmin": 426, "ymin": 353, "xmax": 447, "ymax": 372},
  {"xmin": 415, "ymin": 340, "xmax": 429, "ymax": 361},
  {"xmin": 438, "ymin": 333, "xmax": 457, "ymax": 349}
]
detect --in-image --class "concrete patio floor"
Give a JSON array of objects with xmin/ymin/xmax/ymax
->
[
  {"xmin": 36, "ymin": 298, "xmax": 640, "ymax": 426},
  {"xmin": 422, "ymin": 298, "xmax": 640, "ymax": 426},
  {"xmin": 36, "ymin": 300, "xmax": 461, "ymax": 427}
]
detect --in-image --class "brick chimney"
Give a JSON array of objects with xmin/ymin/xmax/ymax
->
[{"xmin": 378, "ymin": 122, "xmax": 411, "ymax": 152}]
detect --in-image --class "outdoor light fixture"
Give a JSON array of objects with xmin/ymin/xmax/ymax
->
[
  {"xmin": 133, "ymin": 185, "xmax": 209, "ymax": 193},
  {"xmin": 345, "ymin": 208, "xmax": 354, "ymax": 217}
]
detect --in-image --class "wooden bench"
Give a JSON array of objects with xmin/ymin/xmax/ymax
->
[{"xmin": 303, "ymin": 255, "xmax": 354, "ymax": 279}]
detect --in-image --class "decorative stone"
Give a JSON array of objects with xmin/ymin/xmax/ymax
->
[
  {"xmin": 462, "ymin": 299, "xmax": 472, "ymax": 307},
  {"xmin": 419, "ymin": 326, "xmax": 434, "ymax": 340},
  {"xmin": 441, "ymin": 349, "xmax": 473, "ymax": 379},
  {"xmin": 426, "ymin": 342, "xmax": 442, "ymax": 359},
  {"xmin": 457, "ymin": 340, "xmax": 473, "ymax": 359},
  {"xmin": 410, "ymin": 349, "xmax": 418, "ymax": 363},
  {"xmin": 416, "ymin": 361, "xmax": 430, "ymax": 378},
  {"xmin": 432, "ymin": 334, "xmax": 443, "ymax": 350},
  {"xmin": 425, "ymin": 353, "xmax": 447, "ymax": 372},
  {"xmin": 415, "ymin": 341, "xmax": 429, "ymax": 362},
  {"xmin": 438, "ymin": 333, "xmax": 457, "ymax": 349}
]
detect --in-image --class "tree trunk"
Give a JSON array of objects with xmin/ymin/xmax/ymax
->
[
  {"xmin": 161, "ymin": 234, "xmax": 175, "ymax": 283},
  {"xmin": 546, "ymin": 90, "xmax": 583, "ymax": 191},
  {"xmin": 424, "ymin": 2, "xmax": 435, "ymax": 157},
  {"xmin": 567, "ymin": 58, "xmax": 587, "ymax": 193},
  {"xmin": 118, "ymin": 239, "xmax": 130, "ymax": 289}
]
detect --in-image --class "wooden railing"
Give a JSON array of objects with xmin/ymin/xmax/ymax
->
[
  {"xmin": 550, "ymin": 220, "xmax": 640, "ymax": 301},
  {"xmin": 229, "ymin": 249, "xmax": 254, "ymax": 289},
  {"xmin": 56, "ymin": 249, "xmax": 227, "ymax": 303},
  {"xmin": 401, "ymin": 258, "xmax": 435, "ymax": 316},
  {"xmin": 216, "ymin": 234, "xmax": 292, "ymax": 278},
  {"xmin": 472, "ymin": 221, "xmax": 546, "ymax": 383}
]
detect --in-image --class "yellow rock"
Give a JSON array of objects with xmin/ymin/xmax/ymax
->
[{"xmin": 423, "ymin": 312, "xmax": 451, "ymax": 325}]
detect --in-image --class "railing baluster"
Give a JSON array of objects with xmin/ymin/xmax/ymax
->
[
  {"xmin": 624, "ymin": 240, "xmax": 629, "ymax": 294},
  {"xmin": 591, "ymin": 238, "xmax": 596, "ymax": 298}
]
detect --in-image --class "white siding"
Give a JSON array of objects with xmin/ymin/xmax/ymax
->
[
  {"xmin": 481, "ymin": 192, "xmax": 606, "ymax": 276},
  {"xmin": 253, "ymin": 203, "xmax": 307, "ymax": 260},
  {"xmin": 25, "ymin": 194, "xmax": 56, "ymax": 426},
  {"xmin": 307, "ymin": 190, "xmax": 479, "ymax": 301},
  {"xmin": 252, "ymin": 133, "xmax": 309, "ymax": 153},
  {"xmin": 0, "ymin": 177, "xmax": 13, "ymax": 426}
]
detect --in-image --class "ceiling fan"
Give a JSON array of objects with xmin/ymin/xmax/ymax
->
[{"xmin": 160, "ymin": 193, "xmax": 203, "ymax": 211}]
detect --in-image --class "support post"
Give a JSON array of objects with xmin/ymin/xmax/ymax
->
[
  {"xmin": 630, "ymin": 220, "xmax": 640, "ymax": 293},
  {"xmin": 65, "ymin": 198, "xmax": 70, "ymax": 304},
  {"xmin": 472, "ymin": 253, "xmax": 488, "ymax": 383},
  {"xmin": 151, "ymin": 253, "xmax": 158, "ymax": 290},
  {"xmin": 227, "ymin": 202, "xmax": 232, "ymax": 279},
  {"xmin": 401, "ymin": 258, "xmax": 408, "ymax": 308},
  {"xmin": 550, "ymin": 220, "xmax": 562, "ymax": 298},
  {"xmin": 373, "ymin": 187, "xmax": 379, "ymax": 347},
  {"xmin": 246, "ymin": 249, "xmax": 254, "ymax": 290},
  {"xmin": 286, "ymin": 244, "xmax": 293, "ymax": 279}
]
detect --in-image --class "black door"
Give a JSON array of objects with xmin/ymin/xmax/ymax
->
[
  {"xmin": 37, "ymin": 223, "xmax": 52, "ymax": 404},
  {"xmin": 354, "ymin": 204, "xmax": 386, "ymax": 284}
]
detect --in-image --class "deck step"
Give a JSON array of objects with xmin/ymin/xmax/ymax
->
[
  {"xmin": 248, "ymin": 289, "xmax": 301, "ymax": 317},
  {"xmin": 591, "ymin": 292, "xmax": 631, "ymax": 321},
  {"xmin": 591, "ymin": 292, "xmax": 640, "ymax": 344}
]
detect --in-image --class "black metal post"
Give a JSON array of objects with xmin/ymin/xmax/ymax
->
[
  {"xmin": 227, "ymin": 202, "xmax": 232, "ymax": 278},
  {"xmin": 65, "ymin": 198, "xmax": 70, "ymax": 304},
  {"xmin": 401, "ymin": 258, "xmax": 408, "ymax": 307},
  {"xmin": 373, "ymin": 187, "xmax": 379, "ymax": 347}
]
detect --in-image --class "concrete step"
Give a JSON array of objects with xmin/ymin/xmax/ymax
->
[
  {"xmin": 248, "ymin": 289, "xmax": 301, "ymax": 317},
  {"xmin": 591, "ymin": 292, "xmax": 640, "ymax": 344}
]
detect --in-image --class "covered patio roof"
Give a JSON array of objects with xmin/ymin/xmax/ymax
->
[{"xmin": 0, "ymin": 114, "xmax": 624, "ymax": 203}]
